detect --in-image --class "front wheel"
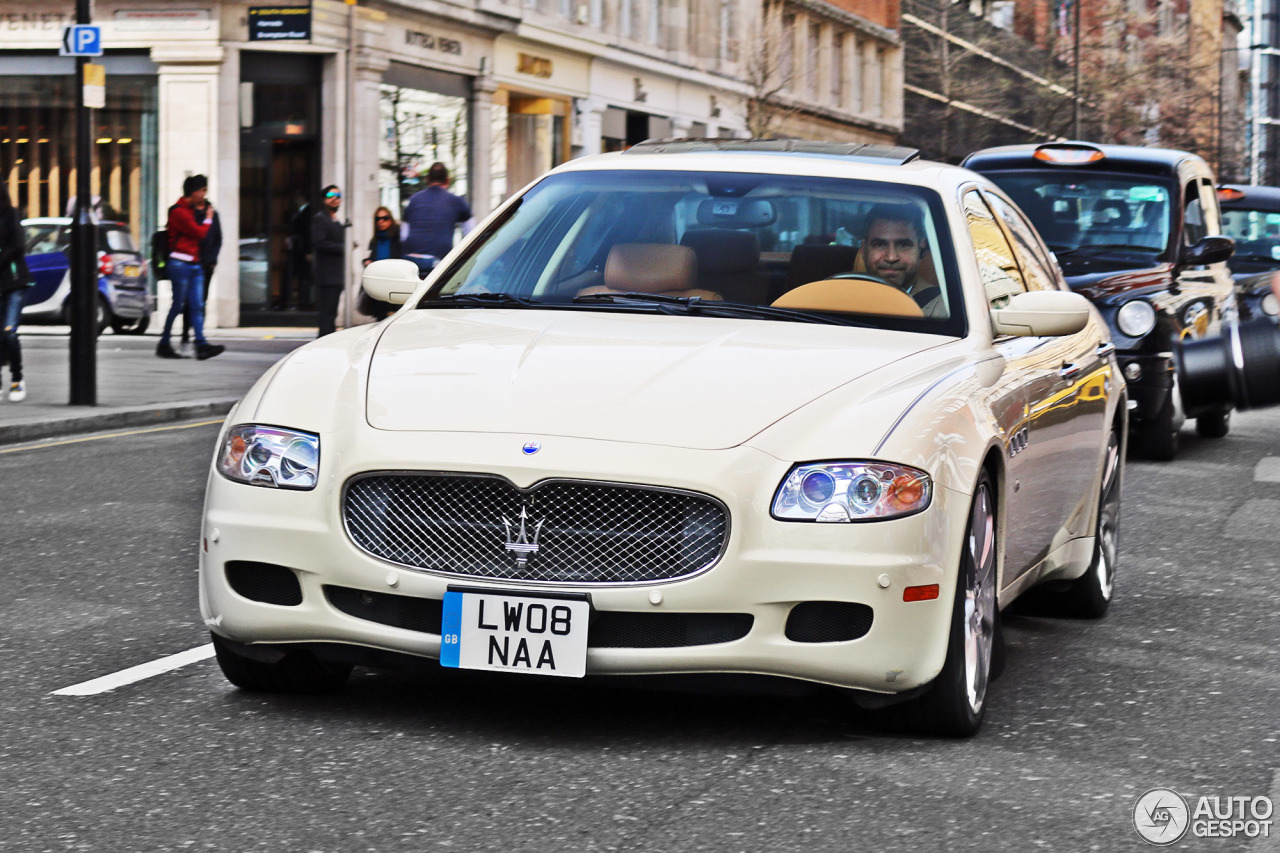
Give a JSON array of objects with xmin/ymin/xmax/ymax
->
[
  {"xmin": 211, "ymin": 633, "xmax": 352, "ymax": 693},
  {"xmin": 1134, "ymin": 380, "xmax": 1182, "ymax": 461},
  {"xmin": 907, "ymin": 472, "xmax": 998, "ymax": 737},
  {"xmin": 110, "ymin": 315, "xmax": 150, "ymax": 335},
  {"xmin": 1060, "ymin": 425, "xmax": 1122, "ymax": 618}
]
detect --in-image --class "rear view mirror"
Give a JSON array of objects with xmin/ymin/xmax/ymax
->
[
  {"xmin": 991, "ymin": 290, "xmax": 1092, "ymax": 337},
  {"xmin": 1181, "ymin": 235, "xmax": 1234, "ymax": 266},
  {"xmin": 361, "ymin": 258, "xmax": 420, "ymax": 305},
  {"xmin": 696, "ymin": 198, "xmax": 776, "ymax": 227}
]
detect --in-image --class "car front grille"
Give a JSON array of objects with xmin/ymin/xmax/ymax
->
[{"xmin": 343, "ymin": 473, "xmax": 729, "ymax": 584}]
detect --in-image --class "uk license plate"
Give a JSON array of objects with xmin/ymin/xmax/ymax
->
[
  {"xmin": 123, "ymin": 264, "xmax": 140, "ymax": 277},
  {"xmin": 441, "ymin": 590, "xmax": 590, "ymax": 678}
]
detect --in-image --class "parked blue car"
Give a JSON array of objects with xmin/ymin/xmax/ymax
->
[{"xmin": 21, "ymin": 217, "xmax": 153, "ymax": 335}]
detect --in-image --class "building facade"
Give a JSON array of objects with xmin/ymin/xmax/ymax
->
[{"xmin": 0, "ymin": 0, "xmax": 902, "ymax": 329}]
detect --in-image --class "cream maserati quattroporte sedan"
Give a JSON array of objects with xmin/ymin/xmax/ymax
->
[{"xmin": 200, "ymin": 140, "xmax": 1126, "ymax": 736}]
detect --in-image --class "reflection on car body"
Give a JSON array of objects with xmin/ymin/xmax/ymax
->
[
  {"xmin": 201, "ymin": 139, "xmax": 1126, "ymax": 737},
  {"xmin": 964, "ymin": 142, "xmax": 1238, "ymax": 460}
]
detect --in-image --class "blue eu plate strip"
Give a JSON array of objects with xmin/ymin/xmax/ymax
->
[{"xmin": 440, "ymin": 591, "xmax": 462, "ymax": 668}]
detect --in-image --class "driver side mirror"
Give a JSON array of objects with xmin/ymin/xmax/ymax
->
[
  {"xmin": 1180, "ymin": 235, "xmax": 1234, "ymax": 266},
  {"xmin": 361, "ymin": 258, "xmax": 420, "ymax": 305},
  {"xmin": 991, "ymin": 290, "xmax": 1092, "ymax": 337}
]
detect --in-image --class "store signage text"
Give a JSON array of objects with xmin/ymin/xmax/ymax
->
[
  {"xmin": 248, "ymin": 6, "xmax": 311, "ymax": 41},
  {"xmin": 405, "ymin": 29, "xmax": 463, "ymax": 56},
  {"xmin": 517, "ymin": 53, "xmax": 553, "ymax": 79},
  {"xmin": 2, "ymin": 12, "xmax": 73, "ymax": 30}
]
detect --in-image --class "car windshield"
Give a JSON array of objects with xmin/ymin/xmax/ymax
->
[
  {"xmin": 426, "ymin": 168, "xmax": 964, "ymax": 335},
  {"xmin": 981, "ymin": 171, "xmax": 1173, "ymax": 257},
  {"xmin": 1220, "ymin": 206, "xmax": 1280, "ymax": 262},
  {"xmin": 101, "ymin": 225, "xmax": 137, "ymax": 253}
]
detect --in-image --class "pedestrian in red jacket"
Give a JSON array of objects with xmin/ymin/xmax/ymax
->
[{"xmin": 157, "ymin": 175, "xmax": 224, "ymax": 360}]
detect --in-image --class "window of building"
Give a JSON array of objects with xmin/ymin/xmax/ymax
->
[
  {"xmin": 781, "ymin": 14, "xmax": 796, "ymax": 90},
  {"xmin": 831, "ymin": 32, "xmax": 844, "ymax": 106}
]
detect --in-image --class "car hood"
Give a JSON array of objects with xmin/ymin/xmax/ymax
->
[{"xmin": 365, "ymin": 309, "xmax": 948, "ymax": 449}]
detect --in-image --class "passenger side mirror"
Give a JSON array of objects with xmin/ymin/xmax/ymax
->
[
  {"xmin": 990, "ymin": 290, "xmax": 1092, "ymax": 337},
  {"xmin": 361, "ymin": 258, "xmax": 420, "ymax": 305},
  {"xmin": 1180, "ymin": 235, "xmax": 1234, "ymax": 266}
]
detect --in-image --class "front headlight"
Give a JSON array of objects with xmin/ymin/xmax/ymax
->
[
  {"xmin": 772, "ymin": 462, "xmax": 932, "ymax": 522},
  {"xmin": 216, "ymin": 425, "xmax": 320, "ymax": 490},
  {"xmin": 1115, "ymin": 299, "xmax": 1157, "ymax": 337},
  {"xmin": 1261, "ymin": 292, "xmax": 1279, "ymax": 317}
]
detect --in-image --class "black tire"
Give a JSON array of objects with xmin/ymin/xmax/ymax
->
[
  {"xmin": 1195, "ymin": 408, "xmax": 1231, "ymax": 439},
  {"xmin": 211, "ymin": 633, "xmax": 352, "ymax": 693},
  {"xmin": 1135, "ymin": 389, "xmax": 1179, "ymax": 461},
  {"xmin": 907, "ymin": 472, "xmax": 998, "ymax": 737},
  {"xmin": 95, "ymin": 295, "xmax": 110, "ymax": 337},
  {"xmin": 110, "ymin": 315, "xmax": 150, "ymax": 335},
  {"xmin": 1060, "ymin": 425, "xmax": 1122, "ymax": 618}
]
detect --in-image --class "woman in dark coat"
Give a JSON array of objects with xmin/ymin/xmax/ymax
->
[
  {"xmin": 360, "ymin": 205, "xmax": 401, "ymax": 321},
  {"xmin": 0, "ymin": 186, "xmax": 28, "ymax": 401}
]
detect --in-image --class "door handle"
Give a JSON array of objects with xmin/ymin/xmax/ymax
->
[
  {"xmin": 1096, "ymin": 342, "xmax": 1116, "ymax": 359},
  {"xmin": 1060, "ymin": 362, "xmax": 1083, "ymax": 380}
]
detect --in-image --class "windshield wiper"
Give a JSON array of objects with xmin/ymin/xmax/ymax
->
[
  {"xmin": 572, "ymin": 292, "xmax": 869, "ymax": 326},
  {"xmin": 423, "ymin": 292, "xmax": 541, "ymax": 308}
]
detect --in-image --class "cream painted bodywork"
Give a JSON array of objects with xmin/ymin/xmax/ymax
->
[{"xmin": 200, "ymin": 153, "xmax": 1125, "ymax": 696}]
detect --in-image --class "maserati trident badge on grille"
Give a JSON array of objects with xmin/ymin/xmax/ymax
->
[{"xmin": 503, "ymin": 506, "xmax": 544, "ymax": 568}]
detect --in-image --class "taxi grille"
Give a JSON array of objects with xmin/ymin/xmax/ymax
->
[{"xmin": 343, "ymin": 473, "xmax": 729, "ymax": 584}]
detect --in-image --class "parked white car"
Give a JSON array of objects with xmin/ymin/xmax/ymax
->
[{"xmin": 200, "ymin": 140, "xmax": 1125, "ymax": 736}]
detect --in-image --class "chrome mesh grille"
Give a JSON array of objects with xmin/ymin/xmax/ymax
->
[{"xmin": 343, "ymin": 474, "xmax": 729, "ymax": 584}]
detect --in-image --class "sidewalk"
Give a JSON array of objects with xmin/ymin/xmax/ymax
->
[{"xmin": 0, "ymin": 326, "xmax": 317, "ymax": 445}]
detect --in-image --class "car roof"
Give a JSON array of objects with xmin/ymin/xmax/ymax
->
[
  {"xmin": 963, "ymin": 140, "xmax": 1205, "ymax": 177},
  {"xmin": 1218, "ymin": 183, "xmax": 1280, "ymax": 208},
  {"xmin": 21, "ymin": 217, "xmax": 128, "ymax": 227},
  {"xmin": 549, "ymin": 139, "xmax": 990, "ymax": 194}
]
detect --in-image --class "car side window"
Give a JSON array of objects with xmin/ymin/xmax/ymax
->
[
  {"xmin": 1197, "ymin": 178, "xmax": 1222, "ymax": 237},
  {"xmin": 964, "ymin": 189, "xmax": 1026, "ymax": 308},
  {"xmin": 1185, "ymin": 180, "xmax": 1208, "ymax": 245},
  {"xmin": 983, "ymin": 192, "xmax": 1063, "ymax": 292}
]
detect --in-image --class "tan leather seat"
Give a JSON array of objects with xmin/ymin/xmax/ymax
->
[
  {"xmin": 771, "ymin": 279, "xmax": 924, "ymax": 317},
  {"xmin": 577, "ymin": 243, "xmax": 722, "ymax": 300}
]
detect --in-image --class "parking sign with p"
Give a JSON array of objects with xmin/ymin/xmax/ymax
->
[{"xmin": 60, "ymin": 25, "xmax": 103, "ymax": 57}]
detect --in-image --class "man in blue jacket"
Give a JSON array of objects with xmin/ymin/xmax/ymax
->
[{"xmin": 401, "ymin": 162, "xmax": 471, "ymax": 267}]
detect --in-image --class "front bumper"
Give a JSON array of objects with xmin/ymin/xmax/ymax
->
[
  {"xmin": 1118, "ymin": 351, "xmax": 1174, "ymax": 428},
  {"xmin": 199, "ymin": 428, "xmax": 971, "ymax": 695}
]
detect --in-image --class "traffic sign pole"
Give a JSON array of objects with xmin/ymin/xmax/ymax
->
[{"xmin": 68, "ymin": 0, "xmax": 96, "ymax": 405}]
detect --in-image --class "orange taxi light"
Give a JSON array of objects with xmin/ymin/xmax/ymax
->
[
  {"xmin": 1217, "ymin": 187, "xmax": 1246, "ymax": 203},
  {"xmin": 886, "ymin": 473, "xmax": 927, "ymax": 510},
  {"xmin": 1033, "ymin": 145, "xmax": 1105, "ymax": 165},
  {"xmin": 903, "ymin": 584, "xmax": 940, "ymax": 602}
]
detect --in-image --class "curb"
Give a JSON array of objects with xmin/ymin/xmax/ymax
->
[{"xmin": 0, "ymin": 398, "xmax": 239, "ymax": 446}]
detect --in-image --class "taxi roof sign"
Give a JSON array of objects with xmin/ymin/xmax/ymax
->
[{"xmin": 1033, "ymin": 143, "xmax": 1105, "ymax": 165}]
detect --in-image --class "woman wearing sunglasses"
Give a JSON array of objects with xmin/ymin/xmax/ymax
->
[
  {"xmin": 310, "ymin": 184, "xmax": 347, "ymax": 337},
  {"xmin": 360, "ymin": 206, "xmax": 401, "ymax": 321}
]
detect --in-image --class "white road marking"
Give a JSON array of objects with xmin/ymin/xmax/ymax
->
[
  {"xmin": 51, "ymin": 644, "xmax": 215, "ymax": 696},
  {"xmin": 1255, "ymin": 457, "xmax": 1280, "ymax": 483}
]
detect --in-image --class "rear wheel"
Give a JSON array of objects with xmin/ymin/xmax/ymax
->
[
  {"xmin": 211, "ymin": 633, "xmax": 352, "ymax": 693},
  {"xmin": 1060, "ymin": 425, "xmax": 1121, "ymax": 618},
  {"xmin": 1195, "ymin": 408, "xmax": 1231, "ymax": 438},
  {"xmin": 908, "ymin": 472, "xmax": 997, "ymax": 737}
]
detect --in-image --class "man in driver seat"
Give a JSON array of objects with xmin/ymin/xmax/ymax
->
[{"xmin": 861, "ymin": 203, "xmax": 945, "ymax": 317}]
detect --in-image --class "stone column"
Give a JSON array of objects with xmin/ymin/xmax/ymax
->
[
  {"xmin": 471, "ymin": 73, "xmax": 499, "ymax": 221},
  {"xmin": 349, "ymin": 48, "xmax": 390, "ymax": 321},
  {"xmin": 151, "ymin": 44, "xmax": 224, "ymax": 329},
  {"xmin": 577, "ymin": 97, "xmax": 609, "ymax": 158}
]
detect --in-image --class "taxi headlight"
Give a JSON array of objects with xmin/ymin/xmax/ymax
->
[
  {"xmin": 216, "ymin": 425, "xmax": 320, "ymax": 490},
  {"xmin": 1262, "ymin": 292, "xmax": 1279, "ymax": 317},
  {"xmin": 1115, "ymin": 299, "xmax": 1157, "ymax": 338},
  {"xmin": 772, "ymin": 462, "xmax": 932, "ymax": 522}
]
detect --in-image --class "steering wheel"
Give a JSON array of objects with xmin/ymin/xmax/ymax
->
[{"xmin": 828, "ymin": 272, "xmax": 891, "ymax": 286}]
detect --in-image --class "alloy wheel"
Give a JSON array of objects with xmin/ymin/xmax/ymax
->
[{"xmin": 963, "ymin": 484, "xmax": 996, "ymax": 714}]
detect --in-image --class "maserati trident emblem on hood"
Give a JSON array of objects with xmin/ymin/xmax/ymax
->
[{"xmin": 503, "ymin": 506, "xmax": 544, "ymax": 568}]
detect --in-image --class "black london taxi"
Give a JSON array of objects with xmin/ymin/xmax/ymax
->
[
  {"xmin": 1216, "ymin": 183, "xmax": 1280, "ymax": 320},
  {"xmin": 963, "ymin": 142, "xmax": 1237, "ymax": 460}
]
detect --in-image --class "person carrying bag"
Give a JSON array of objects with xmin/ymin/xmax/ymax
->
[{"xmin": 0, "ymin": 186, "xmax": 30, "ymax": 401}]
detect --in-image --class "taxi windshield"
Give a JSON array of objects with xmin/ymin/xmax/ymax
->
[
  {"xmin": 1221, "ymin": 207, "xmax": 1280, "ymax": 262},
  {"xmin": 983, "ymin": 172, "xmax": 1173, "ymax": 257},
  {"xmin": 426, "ymin": 169, "xmax": 965, "ymax": 336}
]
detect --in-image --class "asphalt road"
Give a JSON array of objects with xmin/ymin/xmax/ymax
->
[{"xmin": 0, "ymin": 413, "xmax": 1277, "ymax": 852}]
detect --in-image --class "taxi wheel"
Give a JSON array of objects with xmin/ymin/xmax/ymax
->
[
  {"xmin": 909, "ymin": 472, "xmax": 997, "ymax": 737},
  {"xmin": 1062, "ymin": 425, "xmax": 1121, "ymax": 618},
  {"xmin": 211, "ymin": 633, "xmax": 352, "ymax": 694},
  {"xmin": 1137, "ymin": 396, "xmax": 1179, "ymax": 461},
  {"xmin": 1195, "ymin": 409, "xmax": 1231, "ymax": 438}
]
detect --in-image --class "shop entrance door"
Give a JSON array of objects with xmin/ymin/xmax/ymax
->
[{"xmin": 239, "ymin": 138, "xmax": 318, "ymax": 326}]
